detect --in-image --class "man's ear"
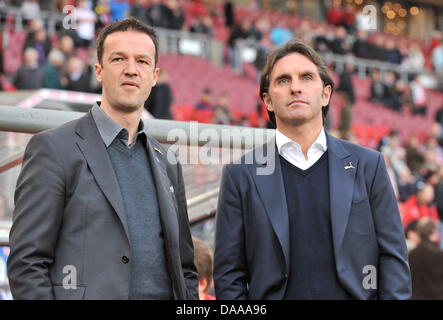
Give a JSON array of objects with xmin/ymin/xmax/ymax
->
[
  {"xmin": 152, "ymin": 67, "xmax": 160, "ymax": 87},
  {"xmin": 94, "ymin": 63, "xmax": 103, "ymax": 84},
  {"xmin": 321, "ymin": 84, "xmax": 332, "ymax": 107},
  {"xmin": 262, "ymin": 93, "xmax": 274, "ymax": 112},
  {"xmin": 198, "ymin": 277, "xmax": 209, "ymax": 292}
]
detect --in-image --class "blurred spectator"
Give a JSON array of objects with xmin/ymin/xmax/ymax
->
[
  {"xmin": 144, "ymin": 70, "xmax": 173, "ymax": 120},
  {"xmin": 432, "ymin": 43, "xmax": 443, "ymax": 73},
  {"xmin": 409, "ymin": 76, "xmax": 427, "ymax": 116},
  {"xmin": 213, "ymin": 92, "xmax": 233, "ymax": 125},
  {"xmin": 435, "ymin": 165, "xmax": 443, "ymax": 248},
  {"xmin": 109, "ymin": 0, "xmax": 129, "ymax": 22},
  {"xmin": 398, "ymin": 167, "xmax": 418, "ymax": 202},
  {"xmin": 224, "ymin": 0, "xmax": 235, "ymax": 28},
  {"xmin": 435, "ymin": 106, "xmax": 443, "ymax": 128},
  {"xmin": 329, "ymin": 26, "xmax": 349, "ymax": 55},
  {"xmin": 370, "ymin": 70, "xmax": 385, "ymax": 104},
  {"xmin": 341, "ymin": 3, "xmax": 356, "ymax": 34},
  {"xmin": 423, "ymin": 137, "xmax": 443, "ymax": 165},
  {"xmin": 164, "ymin": 0, "xmax": 185, "ymax": 30},
  {"xmin": 402, "ymin": 183, "xmax": 439, "ymax": 228},
  {"xmin": 130, "ymin": 0, "xmax": 150, "ymax": 25},
  {"xmin": 192, "ymin": 237, "xmax": 215, "ymax": 300},
  {"xmin": 391, "ymin": 79, "xmax": 408, "ymax": 113},
  {"xmin": 381, "ymin": 130, "xmax": 407, "ymax": 174},
  {"xmin": 352, "ymin": 30, "xmax": 370, "ymax": 59},
  {"xmin": 13, "ymin": 47, "xmax": 44, "ymax": 90},
  {"xmin": 405, "ymin": 220, "xmax": 420, "ymax": 252},
  {"xmin": 228, "ymin": 19, "xmax": 254, "ymax": 69},
  {"xmin": 43, "ymin": 49, "xmax": 65, "ymax": 89},
  {"xmin": 367, "ymin": 35, "xmax": 386, "ymax": 61},
  {"xmin": 195, "ymin": 88, "xmax": 213, "ymax": 111},
  {"xmin": 326, "ymin": 0, "xmax": 343, "ymax": 27},
  {"xmin": 20, "ymin": 0, "xmax": 40, "ymax": 26},
  {"xmin": 57, "ymin": 34, "xmax": 75, "ymax": 61},
  {"xmin": 76, "ymin": 0, "xmax": 97, "ymax": 48},
  {"xmin": 337, "ymin": 63, "xmax": 355, "ymax": 105},
  {"xmin": 402, "ymin": 43, "xmax": 425, "ymax": 75},
  {"xmin": 429, "ymin": 30, "xmax": 442, "ymax": 55},
  {"xmin": 23, "ymin": 19, "xmax": 51, "ymax": 60},
  {"xmin": 189, "ymin": 15, "xmax": 213, "ymax": 36},
  {"xmin": 64, "ymin": 56, "xmax": 92, "ymax": 93},
  {"xmin": 147, "ymin": 0, "xmax": 169, "ymax": 28},
  {"xmin": 95, "ymin": 0, "xmax": 112, "ymax": 28},
  {"xmin": 337, "ymin": 91, "xmax": 352, "ymax": 140},
  {"xmin": 294, "ymin": 21, "xmax": 314, "ymax": 47},
  {"xmin": 23, "ymin": 27, "xmax": 51, "ymax": 66},
  {"xmin": 228, "ymin": 19, "xmax": 254, "ymax": 46},
  {"xmin": 269, "ymin": 22, "xmax": 292, "ymax": 47},
  {"xmin": 254, "ymin": 35, "xmax": 273, "ymax": 73},
  {"xmin": 313, "ymin": 25, "xmax": 330, "ymax": 54},
  {"xmin": 409, "ymin": 218, "xmax": 443, "ymax": 300},
  {"xmin": 382, "ymin": 71, "xmax": 397, "ymax": 111},
  {"xmin": 405, "ymin": 137, "xmax": 425, "ymax": 175},
  {"xmin": 189, "ymin": 0, "xmax": 207, "ymax": 17},
  {"xmin": 385, "ymin": 40, "xmax": 402, "ymax": 65}
]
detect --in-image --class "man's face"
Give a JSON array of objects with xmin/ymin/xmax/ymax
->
[
  {"xmin": 263, "ymin": 53, "xmax": 331, "ymax": 127},
  {"xmin": 95, "ymin": 30, "xmax": 159, "ymax": 113}
]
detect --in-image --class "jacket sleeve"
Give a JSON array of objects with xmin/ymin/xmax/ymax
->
[
  {"xmin": 175, "ymin": 161, "xmax": 199, "ymax": 300},
  {"xmin": 214, "ymin": 165, "xmax": 249, "ymax": 299},
  {"xmin": 7, "ymin": 133, "xmax": 65, "ymax": 299},
  {"xmin": 370, "ymin": 153, "xmax": 412, "ymax": 299}
]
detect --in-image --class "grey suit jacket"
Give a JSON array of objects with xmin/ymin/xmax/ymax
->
[
  {"xmin": 7, "ymin": 111, "xmax": 198, "ymax": 300},
  {"xmin": 214, "ymin": 132, "xmax": 411, "ymax": 300}
]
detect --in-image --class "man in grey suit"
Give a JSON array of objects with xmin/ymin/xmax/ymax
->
[
  {"xmin": 214, "ymin": 39, "xmax": 411, "ymax": 299},
  {"xmin": 7, "ymin": 17, "xmax": 198, "ymax": 300}
]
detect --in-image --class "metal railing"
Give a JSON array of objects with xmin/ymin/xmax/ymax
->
[{"xmin": 0, "ymin": 105, "xmax": 274, "ymax": 149}]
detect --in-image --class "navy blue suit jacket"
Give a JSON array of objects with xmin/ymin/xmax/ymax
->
[{"xmin": 214, "ymin": 132, "xmax": 411, "ymax": 300}]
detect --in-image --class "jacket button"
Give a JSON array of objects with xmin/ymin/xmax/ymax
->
[{"xmin": 122, "ymin": 256, "xmax": 130, "ymax": 264}]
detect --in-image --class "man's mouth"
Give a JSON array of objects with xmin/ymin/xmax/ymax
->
[{"xmin": 121, "ymin": 81, "xmax": 139, "ymax": 88}]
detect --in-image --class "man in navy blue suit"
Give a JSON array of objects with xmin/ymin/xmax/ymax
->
[{"xmin": 214, "ymin": 39, "xmax": 411, "ymax": 300}]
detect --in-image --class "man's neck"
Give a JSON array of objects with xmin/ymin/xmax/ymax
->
[
  {"xmin": 100, "ymin": 102, "xmax": 143, "ymax": 145},
  {"xmin": 277, "ymin": 121, "xmax": 323, "ymax": 159}
]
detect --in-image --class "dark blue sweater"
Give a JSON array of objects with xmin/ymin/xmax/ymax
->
[{"xmin": 280, "ymin": 152, "xmax": 352, "ymax": 299}]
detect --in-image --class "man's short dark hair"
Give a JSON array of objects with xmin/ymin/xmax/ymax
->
[
  {"xmin": 259, "ymin": 38, "xmax": 334, "ymax": 127},
  {"xmin": 192, "ymin": 237, "xmax": 213, "ymax": 288},
  {"xmin": 416, "ymin": 218, "xmax": 438, "ymax": 241},
  {"xmin": 96, "ymin": 17, "xmax": 158, "ymax": 66}
]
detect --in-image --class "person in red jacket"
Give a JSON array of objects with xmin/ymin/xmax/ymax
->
[{"xmin": 401, "ymin": 182, "xmax": 439, "ymax": 228}]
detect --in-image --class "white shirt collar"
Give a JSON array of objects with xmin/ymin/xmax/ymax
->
[{"xmin": 276, "ymin": 127, "xmax": 327, "ymax": 156}]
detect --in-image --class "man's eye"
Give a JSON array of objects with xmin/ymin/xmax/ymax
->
[
  {"xmin": 138, "ymin": 60, "xmax": 148, "ymax": 64},
  {"xmin": 113, "ymin": 57, "xmax": 123, "ymax": 62},
  {"xmin": 277, "ymin": 78, "xmax": 289, "ymax": 84},
  {"xmin": 303, "ymin": 75, "xmax": 313, "ymax": 80}
]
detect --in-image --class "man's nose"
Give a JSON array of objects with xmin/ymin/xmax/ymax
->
[
  {"xmin": 290, "ymin": 79, "xmax": 302, "ymax": 94},
  {"xmin": 124, "ymin": 59, "xmax": 138, "ymax": 76}
]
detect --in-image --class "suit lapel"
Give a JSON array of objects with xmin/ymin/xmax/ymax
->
[
  {"xmin": 145, "ymin": 137, "xmax": 180, "ymax": 254},
  {"xmin": 75, "ymin": 112, "xmax": 130, "ymax": 239},
  {"xmin": 326, "ymin": 133, "xmax": 358, "ymax": 257},
  {"xmin": 249, "ymin": 142, "xmax": 290, "ymax": 272}
]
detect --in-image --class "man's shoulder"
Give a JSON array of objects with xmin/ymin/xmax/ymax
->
[
  {"xmin": 31, "ymin": 113, "xmax": 87, "ymax": 145},
  {"xmin": 331, "ymin": 135, "xmax": 381, "ymax": 163}
]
